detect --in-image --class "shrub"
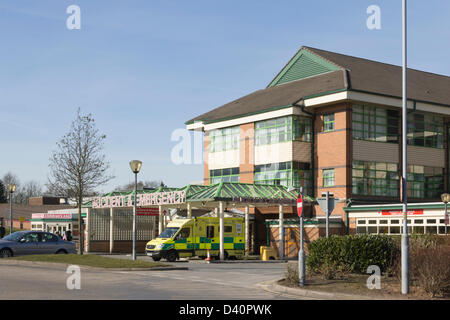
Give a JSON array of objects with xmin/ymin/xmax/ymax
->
[
  {"xmin": 307, "ymin": 235, "xmax": 399, "ymax": 275},
  {"xmin": 411, "ymin": 246, "xmax": 450, "ymax": 297},
  {"xmin": 284, "ymin": 262, "xmax": 299, "ymax": 286}
]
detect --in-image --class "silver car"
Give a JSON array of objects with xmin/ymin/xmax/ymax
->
[{"xmin": 0, "ymin": 231, "xmax": 77, "ymax": 258}]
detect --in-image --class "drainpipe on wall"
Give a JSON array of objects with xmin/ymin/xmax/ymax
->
[{"xmin": 292, "ymin": 98, "xmax": 316, "ymax": 199}]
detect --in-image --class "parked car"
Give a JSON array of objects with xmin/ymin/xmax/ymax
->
[{"xmin": 0, "ymin": 231, "xmax": 77, "ymax": 258}]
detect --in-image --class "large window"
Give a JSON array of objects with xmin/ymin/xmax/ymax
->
[
  {"xmin": 255, "ymin": 116, "xmax": 311, "ymax": 145},
  {"xmin": 209, "ymin": 126, "xmax": 240, "ymax": 153},
  {"xmin": 407, "ymin": 113, "xmax": 444, "ymax": 148},
  {"xmin": 322, "ymin": 169, "xmax": 335, "ymax": 187},
  {"xmin": 254, "ymin": 161, "xmax": 312, "ymax": 195},
  {"xmin": 352, "ymin": 104, "xmax": 399, "ymax": 143},
  {"xmin": 407, "ymin": 165, "xmax": 444, "ymax": 199},
  {"xmin": 352, "ymin": 161, "xmax": 399, "ymax": 197},
  {"xmin": 210, "ymin": 167, "xmax": 239, "ymax": 184}
]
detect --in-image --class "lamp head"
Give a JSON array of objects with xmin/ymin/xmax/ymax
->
[
  {"xmin": 7, "ymin": 184, "xmax": 16, "ymax": 193},
  {"xmin": 441, "ymin": 193, "xmax": 450, "ymax": 204},
  {"xmin": 129, "ymin": 160, "xmax": 142, "ymax": 174}
]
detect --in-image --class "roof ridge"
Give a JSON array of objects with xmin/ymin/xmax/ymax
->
[{"xmin": 304, "ymin": 46, "xmax": 450, "ymax": 80}]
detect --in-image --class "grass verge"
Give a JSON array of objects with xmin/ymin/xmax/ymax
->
[{"xmin": 9, "ymin": 254, "xmax": 169, "ymax": 269}]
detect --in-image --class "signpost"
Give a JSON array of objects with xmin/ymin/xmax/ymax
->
[
  {"xmin": 317, "ymin": 192, "xmax": 340, "ymax": 237},
  {"xmin": 297, "ymin": 191, "xmax": 305, "ymax": 286}
]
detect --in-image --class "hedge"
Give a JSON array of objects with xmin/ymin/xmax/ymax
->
[{"xmin": 306, "ymin": 234, "xmax": 399, "ymax": 274}]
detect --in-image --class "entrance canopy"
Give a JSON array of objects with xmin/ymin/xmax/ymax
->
[{"xmin": 86, "ymin": 182, "xmax": 299, "ymax": 210}]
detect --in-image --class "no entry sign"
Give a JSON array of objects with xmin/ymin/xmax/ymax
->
[{"xmin": 297, "ymin": 193, "xmax": 303, "ymax": 217}]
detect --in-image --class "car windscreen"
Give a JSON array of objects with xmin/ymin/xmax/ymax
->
[
  {"xmin": 2, "ymin": 231, "xmax": 28, "ymax": 241},
  {"xmin": 157, "ymin": 227, "xmax": 179, "ymax": 239}
]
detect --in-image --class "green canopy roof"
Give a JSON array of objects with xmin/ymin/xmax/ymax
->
[
  {"xmin": 83, "ymin": 182, "xmax": 306, "ymax": 208},
  {"xmin": 186, "ymin": 182, "xmax": 298, "ymax": 205}
]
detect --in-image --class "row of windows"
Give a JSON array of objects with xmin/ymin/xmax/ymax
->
[
  {"xmin": 255, "ymin": 116, "xmax": 312, "ymax": 145},
  {"xmin": 209, "ymin": 126, "xmax": 240, "ymax": 153},
  {"xmin": 353, "ymin": 161, "xmax": 399, "ymax": 197},
  {"xmin": 353, "ymin": 104, "xmax": 445, "ymax": 149},
  {"xmin": 352, "ymin": 160, "xmax": 444, "ymax": 198},
  {"xmin": 352, "ymin": 105, "xmax": 399, "ymax": 143},
  {"xmin": 210, "ymin": 162, "xmax": 312, "ymax": 195},
  {"xmin": 254, "ymin": 161, "xmax": 312, "ymax": 195},
  {"xmin": 210, "ymin": 167, "xmax": 240, "ymax": 184},
  {"xmin": 356, "ymin": 218, "xmax": 449, "ymax": 235},
  {"xmin": 209, "ymin": 106, "xmax": 445, "ymax": 154},
  {"xmin": 407, "ymin": 113, "xmax": 444, "ymax": 148}
]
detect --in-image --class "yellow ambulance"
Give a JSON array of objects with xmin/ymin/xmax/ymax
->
[{"xmin": 145, "ymin": 217, "xmax": 245, "ymax": 262}]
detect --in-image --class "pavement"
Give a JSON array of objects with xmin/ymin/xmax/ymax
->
[
  {"xmin": 0, "ymin": 255, "xmax": 407, "ymax": 300},
  {"xmin": 0, "ymin": 256, "xmax": 303, "ymax": 300}
]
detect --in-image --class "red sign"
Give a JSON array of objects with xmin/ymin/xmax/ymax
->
[
  {"xmin": 379, "ymin": 209, "xmax": 424, "ymax": 216},
  {"xmin": 297, "ymin": 193, "xmax": 303, "ymax": 217},
  {"xmin": 137, "ymin": 208, "xmax": 159, "ymax": 216}
]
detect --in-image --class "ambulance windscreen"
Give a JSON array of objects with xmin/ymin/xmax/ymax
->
[{"xmin": 157, "ymin": 227, "xmax": 179, "ymax": 239}]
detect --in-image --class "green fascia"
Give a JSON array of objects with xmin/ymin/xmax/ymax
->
[
  {"xmin": 268, "ymin": 48, "xmax": 342, "ymax": 88},
  {"xmin": 344, "ymin": 202, "xmax": 445, "ymax": 212}
]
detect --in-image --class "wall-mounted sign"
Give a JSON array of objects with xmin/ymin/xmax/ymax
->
[
  {"xmin": 32, "ymin": 213, "xmax": 74, "ymax": 220},
  {"xmin": 137, "ymin": 208, "xmax": 159, "ymax": 216},
  {"xmin": 92, "ymin": 191, "xmax": 186, "ymax": 209},
  {"xmin": 378, "ymin": 209, "xmax": 424, "ymax": 216}
]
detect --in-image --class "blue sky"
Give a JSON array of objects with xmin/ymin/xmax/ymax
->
[{"xmin": 1, "ymin": 0, "xmax": 449, "ymax": 193}]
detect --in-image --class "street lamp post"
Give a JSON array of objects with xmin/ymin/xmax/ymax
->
[
  {"xmin": 401, "ymin": 0, "xmax": 410, "ymax": 295},
  {"xmin": 7, "ymin": 184, "xmax": 16, "ymax": 235},
  {"xmin": 129, "ymin": 160, "xmax": 142, "ymax": 261},
  {"xmin": 441, "ymin": 193, "xmax": 449, "ymax": 235}
]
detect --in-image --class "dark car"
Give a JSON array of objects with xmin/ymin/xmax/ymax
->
[{"xmin": 0, "ymin": 231, "xmax": 77, "ymax": 258}]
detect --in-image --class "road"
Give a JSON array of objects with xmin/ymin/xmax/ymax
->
[{"xmin": 0, "ymin": 257, "xmax": 302, "ymax": 300}]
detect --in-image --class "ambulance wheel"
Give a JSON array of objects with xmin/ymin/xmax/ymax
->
[
  {"xmin": 152, "ymin": 257, "xmax": 161, "ymax": 262},
  {"xmin": 166, "ymin": 250, "xmax": 178, "ymax": 262},
  {"xmin": 224, "ymin": 251, "xmax": 229, "ymax": 260}
]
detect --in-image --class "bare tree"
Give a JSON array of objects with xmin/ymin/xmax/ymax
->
[
  {"xmin": 47, "ymin": 108, "xmax": 113, "ymax": 254},
  {"xmin": 114, "ymin": 180, "xmax": 165, "ymax": 192},
  {"xmin": 2, "ymin": 172, "xmax": 22, "ymax": 204}
]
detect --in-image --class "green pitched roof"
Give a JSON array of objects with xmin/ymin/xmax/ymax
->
[
  {"xmin": 186, "ymin": 182, "xmax": 298, "ymax": 205},
  {"xmin": 268, "ymin": 47, "xmax": 341, "ymax": 87}
]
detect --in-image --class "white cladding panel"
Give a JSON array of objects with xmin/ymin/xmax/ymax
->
[
  {"xmin": 208, "ymin": 149, "xmax": 240, "ymax": 170},
  {"xmin": 255, "ymin": 142, "xmax": 292, "ymax": 165}
]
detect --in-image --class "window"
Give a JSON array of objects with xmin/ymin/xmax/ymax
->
[
  {"xmin": 323, "ymin": 169, "xmax": 335, "ymax": 187},
  {"xmin": 352, "ymin": 105, "xmax": 399, "ymax": 143},
  {"xmin": 352, "ymin": 161, "xmax": 399, "ymax": 197},
  {"xmin": 255, "ymin": 116, "xmax": 312, "ymax": 145},
  {"xmin": 178, "ymin": 228, "xmax": 190, "ymax": 239},
  {"xmin": 41, "ymin": 233, "xmax": 58, "ymax": 242},
  {"xmin": 254, "ymin": 161, "xmax": 312, "ymax": 195},
  {"xmin": 323, "ymin": 114, "xmax": 335, "ymax": 132},
  {"xmin": 22, "ymin": 233, "xmax": 39, "ymax": 243},
  {"xmin": 210, "ymin": 167, "xmax": 239, "ymax": 184},
  {"xmin": 407, "ymin": 165, "xmax": 443, "ymax": 198},
  {"xmin": 206, "ymin": 226, "xmax": 215, "ymax": 238},
  {"xmin": 224, "ymin": 226, "xmax": 232, "ymax": 233},
  {"xmin": 407, "ymin": 113, "xmax": 444, "ymax": 148},
  {"xmin": 209, "ymin": 126, "xmax": 240, "ymax": 153}
]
